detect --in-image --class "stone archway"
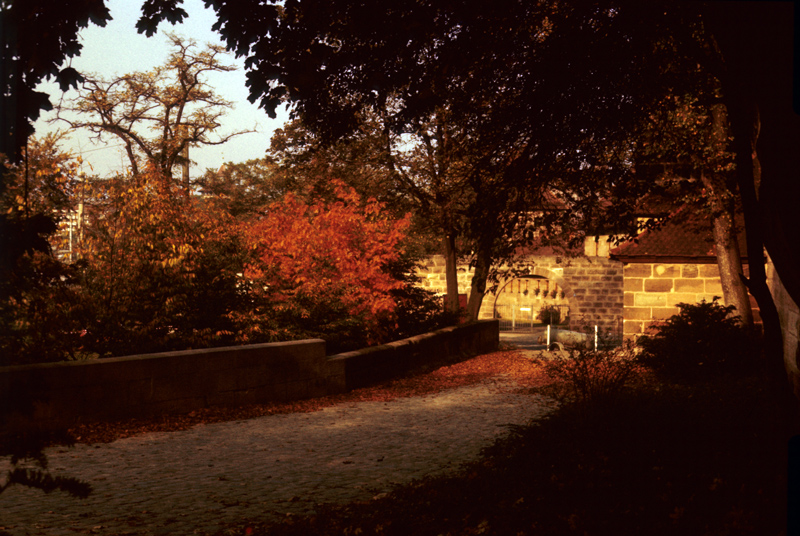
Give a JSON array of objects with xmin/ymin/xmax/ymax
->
[{"xmin": 491, "ymin": 267, "xmax": 581, "ymax": 329}]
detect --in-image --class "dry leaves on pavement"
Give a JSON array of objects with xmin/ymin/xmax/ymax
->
[{"xmin": 67, "ymin": 348, "xmax": 548, "ymax": 445}]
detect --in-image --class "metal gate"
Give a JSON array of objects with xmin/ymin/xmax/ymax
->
[{"xmin": 494, "ymin": 303, "xmax": 570, "ymax": 332}]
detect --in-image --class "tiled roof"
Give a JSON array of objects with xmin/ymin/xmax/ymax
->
[{"xmin": 610, "ymin": 203, "xmax": 748, "ymax": 261}]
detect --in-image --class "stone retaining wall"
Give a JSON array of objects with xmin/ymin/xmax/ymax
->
[{"xmin": 0, "ymin": 321, "xmax": 498, "ymax": 430}]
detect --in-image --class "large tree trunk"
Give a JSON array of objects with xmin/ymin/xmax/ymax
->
[
  {"xmin": 700, "ymin": 170, "xmax": 753, "ymax": 327},
  {"xmin": 442, "ymin": 233, "xmax": 460, "ymax": 315},
  {"xmin": 728, "ymin": 99, "xmax": 789, "ymax": 392},
  {"xmin": 703, "ymin": 2, "xmax": 800, "ymax": 421},
  {"xmin": 703, "ymin": 105, "xmax": 753, "ymax": 326},
  {"xmin": 466, "ymin": 241, "xmax": 492, "ymax": 321}
]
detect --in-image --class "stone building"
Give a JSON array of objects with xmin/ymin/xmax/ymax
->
[
  {"xmin": 414, "ymin": 203, "xmax": 755, "ymax": 339},
  {"xmin": 609, "ymin": 204, "xmax": 758, "ymax": 336}
]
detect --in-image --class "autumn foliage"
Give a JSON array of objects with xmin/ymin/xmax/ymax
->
[
  {"xmin": 241, "ymin": 183, "xmax": 413, "ymax": 349},
  {"xmin": 1, "ymin": 149, "xmax": 443, "ymax": 363},
  {"xmin": 75, "ymin": 166, "xmax": 248, "ymax": 357}
]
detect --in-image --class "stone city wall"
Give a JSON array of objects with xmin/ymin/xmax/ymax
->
[
  {"xmin": 415, "ymin": 255, "xmax": 624, "ymax": 332},
  {"xmin": 1, "ymin": 321, "xmax": 499, "ymax": 430},
  {"xmin": 620, "ymin": 262, "xmax": 761, "ymax": 336}
]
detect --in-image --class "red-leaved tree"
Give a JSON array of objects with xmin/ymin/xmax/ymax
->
[{"xmin": 241, "ymin": 182, "xmax": 411, "ymax": 350}]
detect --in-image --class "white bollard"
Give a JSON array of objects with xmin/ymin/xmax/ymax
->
[
  {"xmin": 546, "ymin": 324, "xmax": 551, "ymax": 349},
  {"xmin": 594, "ymin": 325, "xmax": 599, "ymax": 351}
]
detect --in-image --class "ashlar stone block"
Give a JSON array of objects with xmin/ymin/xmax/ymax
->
[
  {"xmin": 651, "ymin": 307, "xmax": 680, "ymax": 320},
  {"xmin": 653, "ymin": 264, "xmax": 680, "ymax": 278},
  {"xmin": 626, "ymin": 307, "xmax": 654, "ymax": 320},
  {"xmin": 699, "ymin": 264, "xmax": 721, "ymax": 278},
  {"xmin": 705, "ymin": 280, "xmax": 723, "ymax": 294},
  {"xmin": 624, "ymin": 264, "xmax": 653, "ymax": 278},
  {"xmin": 666, "ymin": 292, "xmax": 699, "ymax": 307},
  {"xmin": 623, "ymin": 320, "xmax": 643, "ymax": 334},
  {"xmin": 634, "ymin": 293, "xmax": 666, "ymax": 307},
  {"xmin": 675, "ymin": 278, "xmax": 704, "ymax": 293},
  {"xmin": 624, "ymin": 278, "xmax": 643, "ymax": 292},
  {"xmin": 644, "ymin": 278, "xmax": 674, "ymax": 293},
  {"xmin": 682, "ymin": 264, "xmax": 699, "ymax": 278}
]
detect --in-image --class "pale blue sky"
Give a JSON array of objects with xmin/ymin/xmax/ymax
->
[{"xmin": 34, "ymin": 0, "xmax": 288, "ymax": 178}]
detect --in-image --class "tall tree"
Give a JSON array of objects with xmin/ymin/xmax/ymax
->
[
  {"xmin": 267, "ymin": 110, "xmax": 476, "ymax": 316},
  {"xmin": 137, "ymin": 3, "xmax": 799, "ymax": 353},
  {"xmin": 55, "ymin": 33, "xmax": 248, "ymax": 193},
  {"xmin": 635, "ymin": 94, "xmax": 753, "ymax": 327},
  {"xmin": 154, "ymin": 0, "xmax": 692, "ymax": 320},
  {"xmin": 267, "ymin": 116, "xmax": 402, "ymax": 208},
  {"xmin": 699, "ymin": 2, "xmax": 800, "ymax": 404},
  {"xmin": 195, "ymin": 158, "xmax": 285, "ymax": 220}
]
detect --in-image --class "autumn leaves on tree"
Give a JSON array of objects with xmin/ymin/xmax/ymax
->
[{"xmin": 0, "ymin": 36, "xmax": 438, "ymax": 365}]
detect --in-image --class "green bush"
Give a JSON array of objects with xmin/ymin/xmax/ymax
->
[{"xmin": 636, "ymin": 298, "xmax": 756, "ymax": 382}]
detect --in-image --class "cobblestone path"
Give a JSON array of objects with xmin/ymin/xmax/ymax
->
[{"xmin": 1, "ymin": 377, "xmax": 552, "ymax": 536}]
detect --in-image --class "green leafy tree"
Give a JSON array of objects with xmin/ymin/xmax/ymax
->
[
  {"xmin": 141, "ymin": 0, "xmax": 702, "ymax": 322},
  {"xmin": 266, "ymin": 111, "xmax": 477, "ymax": 316},
  {"xmin": 634, "ymin": 94, "xmax": 753, "ymax": 326},
  {"xmin": 267, "ymin": 116, "xmax": 404, "ymax": 209},
  {"xmin": 697, "ymin": 3, "xmax": 800, "ymax": 403}
]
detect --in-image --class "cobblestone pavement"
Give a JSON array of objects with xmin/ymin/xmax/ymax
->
[{"xmin": 0, "ymin": 376, "xmax": 552, "ymax": 536}]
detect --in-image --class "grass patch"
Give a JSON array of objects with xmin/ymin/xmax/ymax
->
[{"xmin": 231, "ymin": 371, "xmax": 790, "ymax": 536}]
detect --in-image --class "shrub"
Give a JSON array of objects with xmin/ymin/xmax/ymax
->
[
  {"xmin": 538, "ymin": 305, "xmax": 561, "ymax": 325},
  {"xmin": 636, "ymin": 298, "xmax": 756, "ymax": 382},
  {"xmin": 534, "ymin": 340, "xmax": 640, "ymax": 405}
]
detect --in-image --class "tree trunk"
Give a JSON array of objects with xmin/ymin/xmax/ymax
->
[
  {"xmin": 727, "ymin": 99, "xmax": 788, "ymax": 392},
  {"xmin": 700, "ymin": 170, "xmax": 753, "ymax": 326},
  {"xmin": 701, "ymin": 0, "xmax": 800, "ymax": 424},
  {"xmin": 466, "ymin": 241, "xmax": 492, "ymax": 321},
  {"xmin": 442, "ymin": 233, "xmax": 461, "ymax": 315},
  {"xmin": 703, "ymin": 105, "xmax": 753, "ymax": 326}
]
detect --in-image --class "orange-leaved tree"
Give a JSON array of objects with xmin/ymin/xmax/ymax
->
[{"xmin": 242, "ymin": 182, "xmax": 411, "ymax": 350}]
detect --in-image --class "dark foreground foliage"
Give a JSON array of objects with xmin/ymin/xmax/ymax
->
[
  {"xmin": 637, "ymin": 298, "xmax": 757, "ymax": 382},
  {"xmin": 0, "ymin": 424, "xmax": 91, "ymax": 502},
  {"xmin": 230, "ymin": 373, "xmax": 789, "ymax": 536}
]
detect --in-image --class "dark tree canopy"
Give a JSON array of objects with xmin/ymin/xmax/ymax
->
[
  {"xmin": 0, "ymin": 0, "xmax": 111, "ymax": 166},
  {"xmin": 1, "ymin": 1, "xmax": 110, "ymax": 276}
]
